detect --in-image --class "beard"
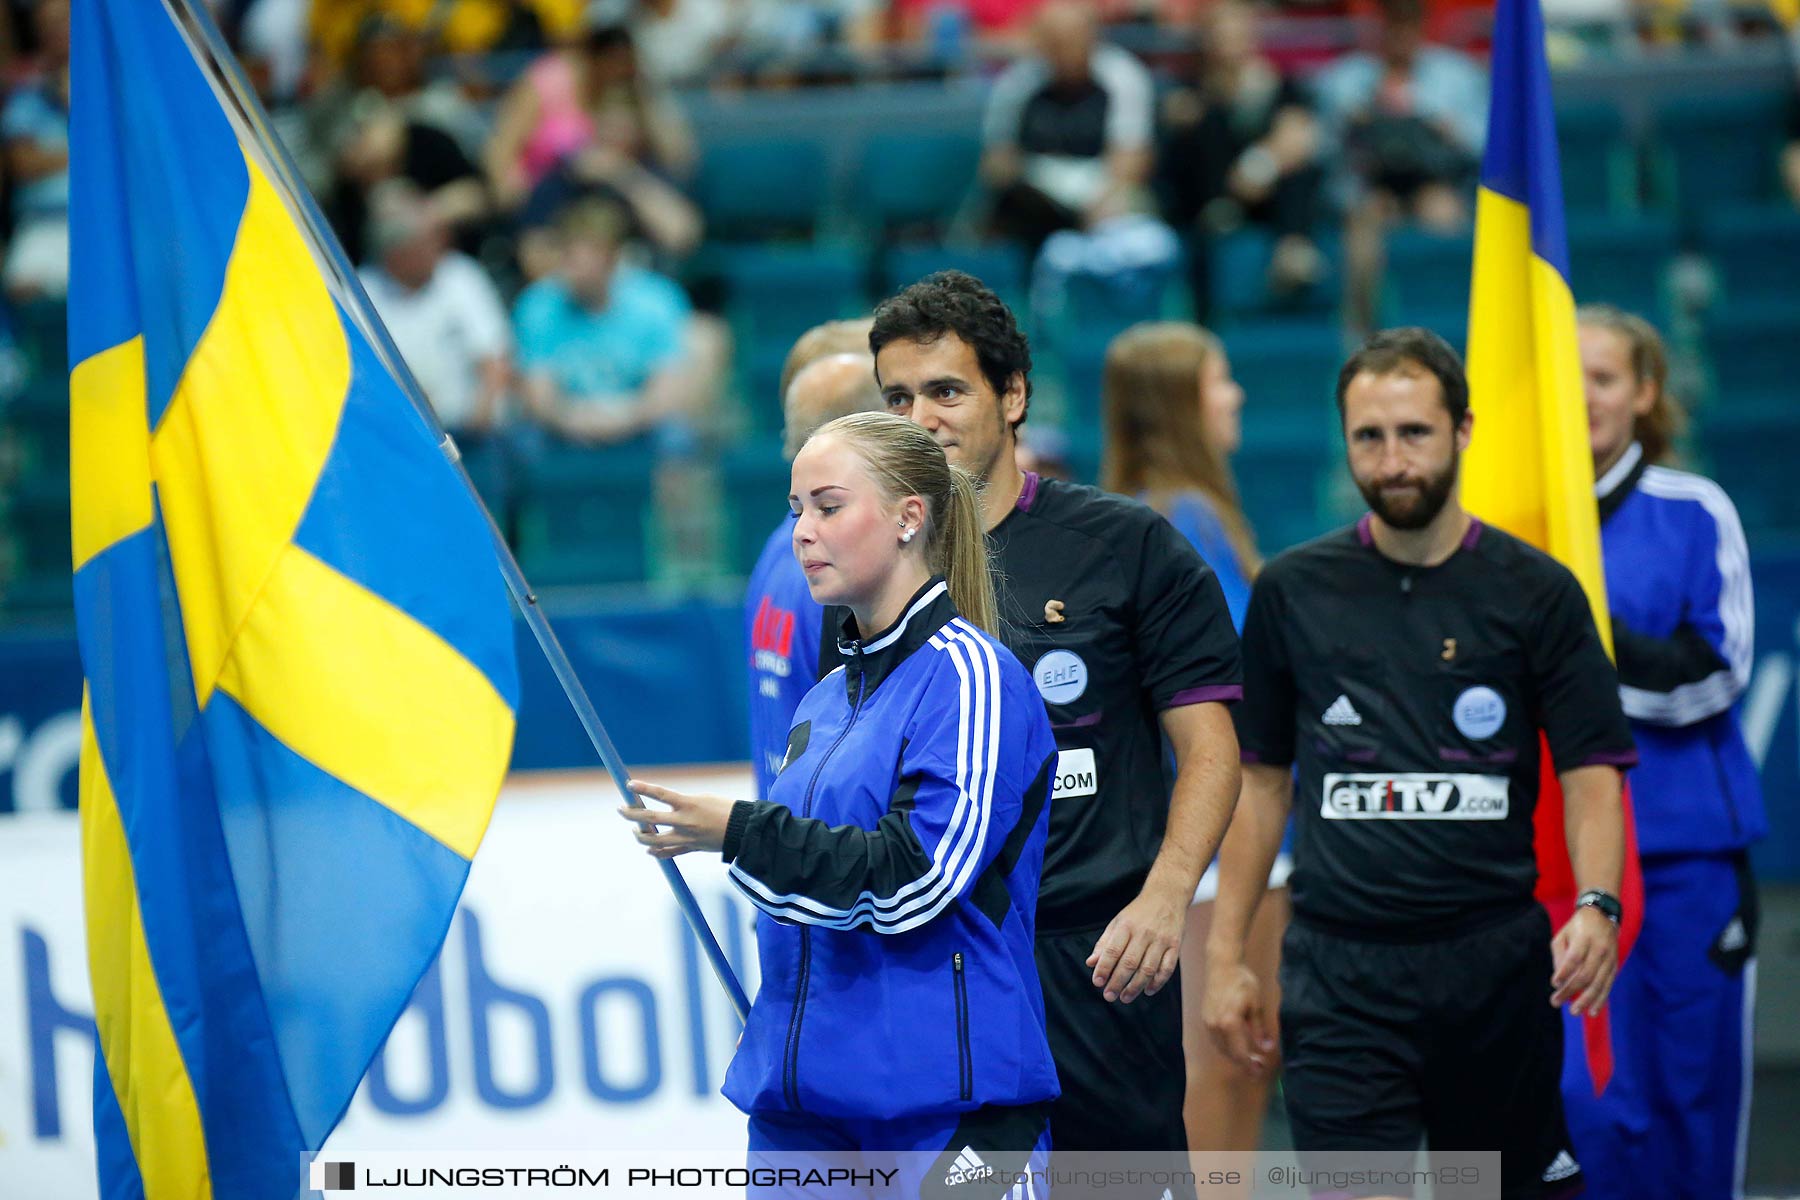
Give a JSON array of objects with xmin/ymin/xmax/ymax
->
[{"xmin": 1357, "ymin": 452, "xmax": 1458, "ymax": 531}]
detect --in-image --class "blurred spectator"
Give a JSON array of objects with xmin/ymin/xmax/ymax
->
[
  {"xmin": 310, "ymin": 15, "xmax": 487, "ymax": 160},
  {"xmin": 1312, "ymin": 0, "xmax": 1487, "ymax": 227},
  {"xmin": 326, "ymin": 94, "xmax": 492, "ymax": 264},
  {"xmin": 1156, "ymin": 0, "xmax": 1325, "ymax": 317},
  {"xmin": 1785, "ymin": 86, "xmax": 1800, "ymax": 208},
  {"xmin": 2, "ymin": 0, "xmax": 68, "ymax": 301},
  {"xmin": 513, "ymin": 198, "xmax": 724, "ymax": 448},
  {"xmin": 309, "ymin": 0, "xmax": 573, "ymax": 74},
  {"xmin": 778, "ymin": 318, "xmax": 876, "ymax": 433},
  {"xmin": 894, "ymin": 0, "xmax": 1047, "ymax": 47},
  {"xmin": 1314, "ymin": 0, "xmax": 1486, "ymax": 329},
  {"xmin": 980, "ymin": 0, "xmax": 1156, "ymax": 254},
  {"xmin": 588, "ymin": 0, "xmax": 741, "ymax": 89},
  {"xmin": 485, "ymin": 20, "xmax": 699, "ymax": 273},
  {"xmin": 359, "ymin": 181, "xmax": 513, "ymax": 445}
]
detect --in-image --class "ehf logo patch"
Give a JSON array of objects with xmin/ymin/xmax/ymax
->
[
  {"xmin": 1452, "ymin": 686, "xmax": 1506, "ymax": 739},
  {"xmin": 1032, "ymin": 650, "xmax": 1088, "ymax": 704}
]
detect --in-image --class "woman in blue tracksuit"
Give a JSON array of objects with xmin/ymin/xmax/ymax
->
[
  {"xmin": 1561, "ymin": 306, "xmax": 1765, "ymax": 1199},
  {"xmin": 623, "ymin": 412, "xmax": 1061, "ymax": 1191}
]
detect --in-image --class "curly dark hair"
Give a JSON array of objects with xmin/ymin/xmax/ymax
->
[
  {"xmin": 870, "ymin": 271, "xmax": 1033, "ymax": 429},
  {"xmin": 1336, "ymin": 327, "xmax": 1469, "ymax": 427}
]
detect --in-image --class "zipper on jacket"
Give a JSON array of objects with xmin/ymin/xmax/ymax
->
[
  {"xmin": 953, "ymin": 951, "xmax": 972, "ymax": 1102},
  {"xmin": 782, "ymin": 645, "xmax": 869, "ymax": 1111}
]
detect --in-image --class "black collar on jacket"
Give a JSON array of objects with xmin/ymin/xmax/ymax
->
[
  {"xmin": 832, "ymin": 576, "xmax": 958, "ymax": 699},
  {"xmin": 1595, "ymin": 441, "xmax": 1648, "ymax": 524}
]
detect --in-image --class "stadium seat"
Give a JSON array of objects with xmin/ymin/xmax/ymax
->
[
  {"xmin": 1382, "ymin": 228, "xmax": 1474, "ymax": 327},
  {"xmin": 855, "ymin": 132, "xmax": 982, "ymax": 230},
  {"xmin": 1697, "ymin": 205, "xmax": 1800, "ymax": 309},
  {"xmin": 514, "ymin": 444, "xmax": 657, "ymax": 586},
  {"xmin": 1222, "ymin": 321, "xmax": 1345, "ymax": 429},
  {"xmin": 1704, "ymin": 302, "xmax": 1800, "ymax": 402},
  {"xmin": 1234, "ymin": 434, "xmax": 1339, "ymax": 554},
  {"xmin": 880, "ymin": 243, "xmax": 1028, "ymax": 310},
  {"xmin": 695, "ymin": 138, "xmax": 831, "ymax": 240},
  {"xmin": 1208, "ymin": 229, "xmax": 1340, "ymax": 322},
  {"xmin": 721, "ymin": 436, "xmax": 792, "ymax": 577},
  {"xmin": 1054, "ymin": 336, "xmax": 1109, "ymax": 438},
  {"xmin": 3, "ymin": 470, "xmax": 73, "ymax": 615},
  {"xmin": 1555, "ymin": 101, "xmax": 1637, "ymax": 214},
  {"xmin": 1568, "ymin": 213, "xmax": 1677, "ymax": 318},
  {"xmin": 714, "ymin": 243, "xmax": 867, "ymax": 349},
  {"xmin": 1696, "ymin": 397, "xmax": 1800, "ymax": 541},
  {"xmin": 1650, "ymin": 91, "xmax": 1788, "ymax": 220}
]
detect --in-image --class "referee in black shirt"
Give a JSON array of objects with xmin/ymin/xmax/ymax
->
[
  {"xmin": 1204, "ymin": 329, "xmax": 1634, "ymax": 1199},
  {"xmin": 870, "ymin": 273, "xmax": 1244, "ymax": 1171}
]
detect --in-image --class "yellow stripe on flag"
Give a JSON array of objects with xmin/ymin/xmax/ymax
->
[
  {"xmin": 80, "ymin": 691, "xmax": 214, "ymax": 1200},
  {"xmin": 70, "ymin": 337, "xmax": 153, "ymax": 572},
  {"xmin": 217, "ymin": 545, "xmax": 513, "ymax": 859},
  {"xmin": 150, "ymin": 155, "xmax": 349, "ymax": 707},
  {"xmin": 1463, "ymin": 188, "xmax": 1613, "ymax": 652}
]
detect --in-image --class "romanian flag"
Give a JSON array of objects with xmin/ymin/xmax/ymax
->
[
  {"xmin": 1462, "ymin": 0, "xmax": 1643, "ymax": 1094},
  {"xmin": 70, "ymin": 0, "xmax": 519, "ymax": 1193}
]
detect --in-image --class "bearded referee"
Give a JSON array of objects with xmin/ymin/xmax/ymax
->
[
  {"xmin": 1204, "ymin": 329, "xmax": 1635, "ymax": 1198},
  {"xmin": 872, "ymin": 272, "xmax": 1243, "ymax": 1178}
]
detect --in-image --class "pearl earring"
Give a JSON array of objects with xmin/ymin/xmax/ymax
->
[{"xmin": 901, "ymin": 527, "xmax": 915, "ymax": 544}]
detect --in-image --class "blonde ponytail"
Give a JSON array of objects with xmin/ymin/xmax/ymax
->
[
  {"xmin": 940, "ymin": 465, "xmax": 997, "ymax": 635},
  {"xmin": 807, "ymin": 412, "xmax": 999, "ymax": 636}
]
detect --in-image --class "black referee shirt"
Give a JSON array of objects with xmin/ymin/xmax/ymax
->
[
  {"xmin": 989, "ymin": 473, "xmax": 1242, "ymax": 934},
  {"xmin": 1235, "ymin": 516, "xmax": 1637, "ymax": 942}
]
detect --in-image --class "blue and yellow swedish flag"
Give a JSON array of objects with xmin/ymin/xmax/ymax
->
[
  {"xmin": 1462, "ymin": 0, "xmax": 1641, "ymax": 1095},
  {"xmin": 69, "ymin": 0, "xmax": 520, "ymax": 1193}
]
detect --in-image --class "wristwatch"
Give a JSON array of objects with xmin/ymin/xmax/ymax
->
[{"xmin": 1576, "ymin": 888, "xmax": 1622, "ymax": 925}]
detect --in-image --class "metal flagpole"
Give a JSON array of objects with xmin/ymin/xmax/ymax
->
[{"xmin": 157, "ymin": 0, "xmax": 752, "ymax": 1023}]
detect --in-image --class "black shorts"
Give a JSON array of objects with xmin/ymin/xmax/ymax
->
[
  {"xmin": 1034, "ymin": 925, "xmax": 1188, "ymax": 1153},
  {"xmin": 1279, "ymin": 905, "xmax": 1582, "ymax": 1200}
]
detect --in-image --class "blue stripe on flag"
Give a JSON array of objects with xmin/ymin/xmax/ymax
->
[
  {"xmin": 202, "ymin": 690, "xmax": 475, "ymax": 1146},
  {"xmin": 91, "ymin": 1053, "xmax": 147, "ymax": 1200},
  {"xmin": 70, "ymin": 0, "xmax": 248, "ymax": 425},
  {"xmin": 293, "ymin": 315, "xmax": 519, "ymax": 705},
  {"xmin": 75, "ymin": 533, "xmax": 305, "ymax": 1198},
  {"xmin": 1478, "ymin": 0, "xmax": 1570, "ymax": 278}
]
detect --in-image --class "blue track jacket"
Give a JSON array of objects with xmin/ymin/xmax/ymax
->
[
  {"xmin": 1597, "ymin": 444, "xmax": 1765, "ymax": 856},
  {"xmin": 720, "ymin": 578, "xmax": 1061, "ymax": 1120}
]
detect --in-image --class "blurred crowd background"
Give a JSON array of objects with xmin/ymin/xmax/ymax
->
[{"xmin": 2, "ymin": 0, "xmax": 1800, "ymax": 610}]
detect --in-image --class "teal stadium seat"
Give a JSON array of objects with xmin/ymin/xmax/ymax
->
[
  {"xmin": 4, "ymin": 470, "xmax": 73, "ymax": 614},
  {"xmin": 856, "ymin": 132, "xmax": 982, "ymax": 231},
  {"xmin": 1382, "ymin": 228, "xmax": 1474, "ymax": 328},
  {"xmin": 696, "ymin": 138, "xmax": 830, "ymax": 240},
  {"xmin": 716, "ymin": 243, "xmax": 866, "ymax": 349},
  {"xmin": 1209, "ymin": 229, "xmax": 1340, "ymax": 322},
  {"xmin": 1698, "ymin": 206, "xmax": 1800, "ymax": 308},
  {"xmin": 1555, "ymin": 101, "xmax": 1636, "ymax": 214},
  {"xmin": 1222, "ymin": 322, "xmax": 1346, "ymax": 429},
  {"xmin": 1651, "ymin": 92, "xmax": 1788, "ymax": 220},
  {"xmin": 1704, "ymin": 302, "xmax": 1800, "ymax": 401},
  {"xmin": 1568, "ymin": 213, "xmax": 1677, "ymax": 319},
  {"xmin": 880, "ymin": 243, "xmax": 1028, "ymax": 311},
  {"xmin": 1234, "ymin": 434, "xmax": 1339, "ymax": 554},
  {"xmin": 1697, "ymin": 398, "xmax": 1800, "ymax": 540},
  {"xmin": 722, "ymin": 436, "xmax": 793, "ymax": 577},
  {"xmin": 514, "ymin": 444, "xmax": 656, "ymax": 586}
]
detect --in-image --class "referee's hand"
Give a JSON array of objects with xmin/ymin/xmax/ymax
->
[
  {"xmin": 1202, "ymin": 960, "xmax": 1279, "ymax": 1075},
  {"xmin": 1086, "ymin": 888, "xmax": 1187, "ymax": 1003},
  {"xmin": 1551, "ymin": 906, "xmax": 1620, "ymax": 1017}
]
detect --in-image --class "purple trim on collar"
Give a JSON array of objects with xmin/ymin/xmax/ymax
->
[
  {"xmin": 1462, "ymin": 517, "xmax": 1484, "ymax": 550},
  {"xmin": 1017, "ymin": 470, "xmax": 1041, "ymax": 512},
  {"xmin": 1165, "ymin": 684, "xmax": 1242, "ymax": 708},
  {"xmin": 1582, "ymin": 750, "xmax": 1640, "ymax": 768},
  {"xmin": 1052, "ymin": 711, "xmax": 1105, "ymax": 730},
  {"xmin": 1356, "ymin": 513, "xmax": 1374, "ymax": 546}
]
